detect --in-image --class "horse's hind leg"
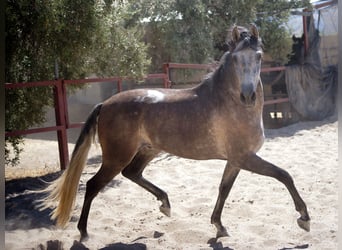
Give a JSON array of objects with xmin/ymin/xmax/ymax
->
[
  {"xmin": 121, "ymin": 148, "xmax": 171, "ymax": 217},
  {"xmin": 241, "ymin": 153, "xmax": 310, "ymax": 231},
  {"xmin": 211, "ymin": 162, "xmax": 240, "ymax": 238},
  {"xmin": 77, "ymin": 162, "xmax": 124, "ymax": 241}
]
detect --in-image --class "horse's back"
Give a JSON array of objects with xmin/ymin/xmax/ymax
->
[{"xmin": 96, "ymin": 87, "xmax": 224, "ymax": 159}]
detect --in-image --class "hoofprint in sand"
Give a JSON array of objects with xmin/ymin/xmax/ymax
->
[{"xmin": 5, "ymin": 118, "xmax": 337, "ymax": 249}]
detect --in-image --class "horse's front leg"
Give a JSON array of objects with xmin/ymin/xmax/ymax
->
[
  {"xmin": 211, "ymin": 162, "xmax": 240, "ymax": 238},
  {"xmin": 241, "ymin": 153, "xmax": 310, "ymax": 232}
]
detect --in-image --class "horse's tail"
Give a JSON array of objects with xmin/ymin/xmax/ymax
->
[{"xmin": 41, "ymin": 103, "xmax": 103, "ymax": 227}]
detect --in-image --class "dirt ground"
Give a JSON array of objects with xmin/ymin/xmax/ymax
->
[{"xmin": 5, "ymin": 116, "xmax": 338, "ymax": 249}]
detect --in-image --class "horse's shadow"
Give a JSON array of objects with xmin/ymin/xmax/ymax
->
[
  {"xmin": 207, "ymin": 238, "xmax": 233, "ymax": 250},
  {"xmin": 36, "ymin": 240, "xmax": 147, "ymax": 250},
  {"xmin": 38, "ymin": 238, "xmax": 230, "ymax": 250},
  {"xmin": 5, "ymin": 171, "xmax": 308, "ymax": 250},
  {"xmin": 34, "ymin": 238, "xmax": 309, "ymax": 250},
  {"xmin": 98, "ymin": 242, "xmax": 146, "ymax": 250},
  {"xmin": 5, "ymin": 172, "xmax": 62, "ymax": 230},
  {"xmin": 5, "ymin": 171, "xmax": 142, "ymax": 250},
  {"xmin": 5, "ymin": 170, "xmax": 121, "ymax": 231}
]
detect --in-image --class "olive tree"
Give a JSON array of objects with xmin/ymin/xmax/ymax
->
[{"xmin": 5, "ymin": 0, "xmax": 150, "ymax": 165}]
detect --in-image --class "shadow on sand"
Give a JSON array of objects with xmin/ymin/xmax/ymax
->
[
  {"xmin": 5, "ymin": 170, "xmax": 121, "ymax": 231},
  {"xmin": 37, "ymin": 237, "xmax": 240, "ymax": 250},
  {"xmin": 6, "ymin": 172, "xmax": 145, "ymax": 250},
  {"xmin": 6, "ymin": 152, "xmax": 315, "ymax": 249},
  {"xmin": 36, "ymin": 240, "xmax": 147, "ymax": 250},
  {"xmin": 5, "ymin": 172, "xmax": 62, "ymax": 230}
]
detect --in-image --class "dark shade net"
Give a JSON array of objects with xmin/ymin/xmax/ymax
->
[{"xmin": 285, "ymin": 7, "xmax": 337, "ymax": 120}]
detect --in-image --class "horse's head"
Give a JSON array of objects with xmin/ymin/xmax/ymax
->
[{"xmin": 227, "ymin": 24, "xmax": 263, "ymax": 107}]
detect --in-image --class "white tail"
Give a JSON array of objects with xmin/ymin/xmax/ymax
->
[{"xmin": 40, "ymin": 104, "xmax": 102, "ymax": 227}]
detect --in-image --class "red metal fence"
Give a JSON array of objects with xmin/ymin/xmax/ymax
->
[{"xmin": 5, "ymin": 63, "xmax": 287, "ymax": 170}]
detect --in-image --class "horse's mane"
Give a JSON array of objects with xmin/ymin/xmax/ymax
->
[{"xmin": 228, "ymin": 27, "xmax": 263, "ymax": 53}]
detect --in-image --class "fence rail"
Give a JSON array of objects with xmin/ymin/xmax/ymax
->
[{"xmin": 5, "ymin": 63, "xmax": 288, "ymax": 170}]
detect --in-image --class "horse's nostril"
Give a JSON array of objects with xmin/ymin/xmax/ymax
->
[
  {"xmin": 240, "ymin": 93, "xmax": 246, "ymax": 103},
  {"xmin": 240, "ymin": 91, "xmax": 256, "ymax": 105},
  {"xmin": 251, "ymin": 92, "xmax": 256, "ymax": 102}
]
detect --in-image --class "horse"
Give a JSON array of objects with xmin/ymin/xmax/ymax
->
[{"xmin": 41, "ymin": 24, "xmax": 310, "ymax": 241}]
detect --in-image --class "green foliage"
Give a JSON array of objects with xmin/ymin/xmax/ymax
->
[
  {"xmin": 5, "ymin": 86, "xmax": 54, "ymax": 166},
  {"xmin": 5, "ymin": 0, "xmax": 311, "ymax": 165},
  {"xmin": 89, "ymin": 2, "xmax": 151, "ymax": 77},
  {"xmin": 206, "ymin": 0, "xmax": 263, "ymax": 59},
  {"xmin": 255, "ymin": 0, "xmax": 311, "ymax": 64},
  {"xmin": 5, "ymin": 0, "xmax": 150, "ymax": 165},
  {"xmin": 5, "ymin": 137, "xmax": 23, "ymax": 167},
  {"xmin": 130, "ymin": 0, "xmax": 214, "ymax": 72},
  {"xmin": 135, "ymin": 0, "xmax": 261, "ymax": 70},
  {"xmin": 126, "ymin": 0, "xmax": 309, "ymax": 70}
]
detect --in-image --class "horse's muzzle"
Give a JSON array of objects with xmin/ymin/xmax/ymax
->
[{"xmin": 240, "ymin": 84, "xmax": 256, "ymax": 106}]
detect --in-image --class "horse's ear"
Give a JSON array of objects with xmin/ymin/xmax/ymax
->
[
  {"xmin": 232, "ymin": 25, "xmax": 240, "ymax": 43},
  {"xmin": 250, "ymin": 23, "xmax": 259, "ymax": 39}
]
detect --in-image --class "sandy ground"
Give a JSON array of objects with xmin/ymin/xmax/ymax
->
[{"xmin": 5, "ymin": 116, "xmax": 338, "ymax": 250}]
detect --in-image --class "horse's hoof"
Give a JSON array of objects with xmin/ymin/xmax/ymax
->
[
  {"xmin": 216, "ymin": 227, "xmax": 229, "ymax": 238},
  {"xmin": 297, "ymin": 217, "xmax": 310, "ymax": 232},
  {"xmin": 79, "ymin": 232, "xmax": 89, "ymax": 242},
  {"xmin": 159, "ymin": 205, "xmax": 171, "ymax": 217}
]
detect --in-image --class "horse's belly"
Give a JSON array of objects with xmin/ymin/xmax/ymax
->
[
  {"xmin": 159, "ymin": 139, "xmax": 227, "ymax": 160},
  {"xmin": 144, "ymin": 123, "xmax": 228, "ymax": 160},
  {"xmin": 143, "ymin": 120, "xmax": 265, "ymax": 161}
]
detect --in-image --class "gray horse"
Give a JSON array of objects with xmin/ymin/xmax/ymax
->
[{"xmin": 41, "ymin": 24, "xmax": 310, "ymax": 241}]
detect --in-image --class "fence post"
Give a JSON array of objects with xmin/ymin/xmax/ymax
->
[
  {"xmin": 117, "ymin": 78, "xmax": 122, "ymax": 93},
  {"xmin": 53, "ymin": 79, "xmax": 69, "ymax": 170},
  {"xmin": 163, "ymin": 63, "xmax": 171, "ymax": 88}
]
